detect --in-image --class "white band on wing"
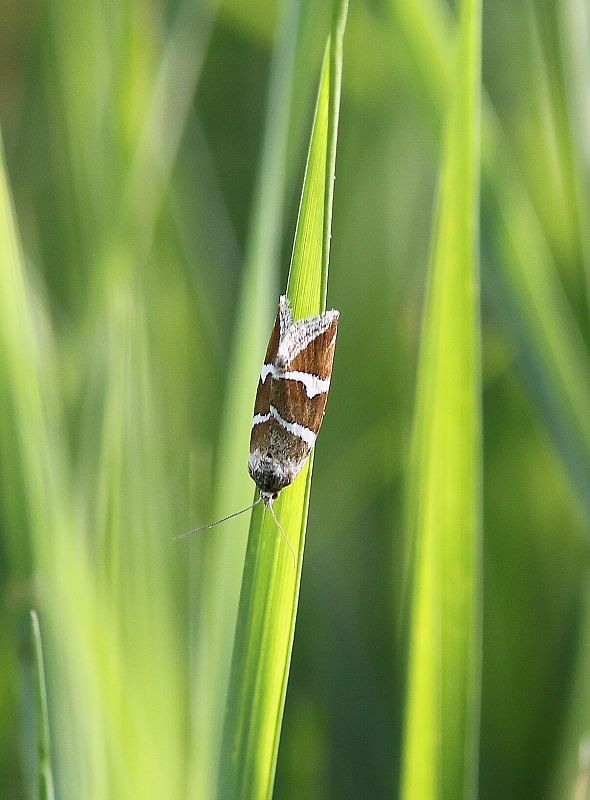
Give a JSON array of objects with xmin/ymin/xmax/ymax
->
[
  {"xmin": 260, "ymin": 364, "xmax": 330, "ymax": 398},
  {"xmin": 251, "ymin": 407, "xmax": 316, "ymax": 448},
  {"xmin": 270, "ymin": 405, "xmax": 316, "ymax": 447},
  {"xmin": 252, "ymin": 412, "xmax": 271, "ymax": 428}
]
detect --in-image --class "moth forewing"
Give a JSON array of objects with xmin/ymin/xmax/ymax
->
[
  {"xmin": 248, "ymin": 296, "xmax": 339, "ymax": 503},
  {"xmin": 181, "ymin": 295, "xmax": 339, "ymax": 558}
]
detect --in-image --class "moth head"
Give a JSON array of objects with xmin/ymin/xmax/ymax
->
[{"xmin": 259, "ymin": 490, "xmax": 279, "ymax": 503}]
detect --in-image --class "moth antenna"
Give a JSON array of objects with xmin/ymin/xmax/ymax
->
[
  {"xmin": 266, "ymin": 498, "xmax": 297, "ymax": 569},
  {"xmin": 174, "ymin": 496, "xmax": 262, "ymax": 541}
]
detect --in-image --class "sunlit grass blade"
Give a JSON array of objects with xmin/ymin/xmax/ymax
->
[
  {"xmin": 400, "ymin": 0, "xmax": 482, "ymax": 797},
  {"xmin": 526, "ymin": 1, "xmax": 590, "ymax": 322},
  {"xmin": 482, "ymin": 111, "xmax": 590, "ymax": 518},
  {"xmin": 389, "ymin": 0, "xmax": 590, "ymax": 522},
  {"xmin": 30, "ymin": 611, "xmax": 55, "ymax": 800},
  {"xmin": 559, "ymin": 0, "xmax": 590, "ymax": 316},
  {"xmin": 218, "ymin": 3, "xmax": 348, "ymax": 797}
]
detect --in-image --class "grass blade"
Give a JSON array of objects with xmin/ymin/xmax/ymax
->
[
  {"xmin": 389, "ymin": 0, "xmax": 590, "ymax": 522},
  {"xmin": 218, "ymin": 3, "xmax": 348, "ymax": 797},
  {"xmin": 30, "ymin": 611, "xmax": 56, "ymax": 800},
  {"xmin": 400, "ymin": 0, "xmax": 482, "ymax": 797}
]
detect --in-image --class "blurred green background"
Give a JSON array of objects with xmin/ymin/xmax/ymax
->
[{"xmin": 1, "ymin": 0, "xmax": 589, "ymax": 798}]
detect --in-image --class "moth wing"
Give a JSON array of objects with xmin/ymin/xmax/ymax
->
[
  {"xmin": 271, "ymin": 309, "xmax": 339, "ymax": 437},
  {"xmin": 283, "ymin": 309, "xmax": 339, "ymax": 379}
]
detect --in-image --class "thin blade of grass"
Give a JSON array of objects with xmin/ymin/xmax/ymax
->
[
  {"xmin": 400, "ymin": 0, "xmax": 482, "ymax": 797},
  {"xmin": 30, "ymin": 611, "xmax": 55, "ymax": 800},
  {"xmin": 218, "ymin": 3, "xmax": 348, "ymax": 798},
  {"xmin": 559, "ymin": 0, "xmax": 590, "ymax": 316},
  {"xmin": 389, "ymin": 0, "xmax": 590, "ymax": 522}
]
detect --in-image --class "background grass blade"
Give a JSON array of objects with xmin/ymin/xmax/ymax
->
[
  {"xmin": 389, "ymin": 0, "xmax": 590, "ymax": 522},
  {"xmin": 400, "ymin": 0, "xmax": 482, "ymax": 796},
  {"xmin": 218, "ymin": 3, "xmax": 348, "ymax": 797},
  {"xmin": 559, "ymin": 0, "xmax": 590, "ymax": 316},
  {"xmin": 30, "ymin": 611, "xmax": 55, "ymax": 800}
]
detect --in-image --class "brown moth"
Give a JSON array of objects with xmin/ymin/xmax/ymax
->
[
  {"xmin": 178, "ymin": 295, "xmax": 339, "ymax": 559},
  {"xmin": 248, "ymin": 294, "xmax": 339, "ymax": 504}
]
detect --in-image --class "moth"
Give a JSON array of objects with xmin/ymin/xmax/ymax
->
[
  {"xmin": 248, "ymin": 294, "xmax": 339, "ymax": 504},
  {"xmin": 179, "ymin": 295, "xmax": 339, "ymax": 559}
]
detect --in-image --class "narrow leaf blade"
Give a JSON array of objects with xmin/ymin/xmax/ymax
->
[
  {"xmin": 218, "ymin": 4, "xmax": 348, "ymax": 798},
  {"xmin": 400, "ymin": 0, "xmax": 483, "ymax": 797},
  {"xmin": 30, "ymin": 611, "xmax": 56, "ymax": 800}
]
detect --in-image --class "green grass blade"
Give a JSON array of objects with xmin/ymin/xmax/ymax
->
[
  {"xmin": 560, "ymin": 0, "xmax": 590, "ymax": 316},
  {"xmin": 400, "ymin": 0, "xmax": 482, "ymax": 797},
  {"xmin": 389, "ymin": 0, "xmax": 590, "ymax": 521},
  {"xmin": 30, "ymin": 611, "xmax": 56, "ymax": 800},
  {"xmin": 527, "ymin": 2, "xmax": 588, "ymax": 313},
  {"xmin": 482, "ymin": 110, "xmax": 590, "ymax": 517},
  {"xmin": 218, "ymin": 3, "xmax": 348, "ymax": 798}
]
